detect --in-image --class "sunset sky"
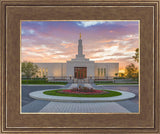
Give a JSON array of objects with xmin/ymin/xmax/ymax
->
[{"xmin": 21, "ymin": 21, "xmax": 139, "ymax": 71}]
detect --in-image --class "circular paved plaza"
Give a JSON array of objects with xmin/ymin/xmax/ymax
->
[{"xmin": 21, "ymin": 84, "xmax": 139, "ymax": 113}]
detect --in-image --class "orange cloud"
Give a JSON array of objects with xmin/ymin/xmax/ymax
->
[
  {"xmin": 60, "ymin": 43, "xmax": 74, "ymax": 48},
  {"xmin": 21, "ymin": 21, "xmax": 139, "ymax": 70}
]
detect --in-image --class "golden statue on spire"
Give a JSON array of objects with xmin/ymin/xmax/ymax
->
[{"xmin": 80, "ymin": 32, "xmax": 81, "ymax": 39}]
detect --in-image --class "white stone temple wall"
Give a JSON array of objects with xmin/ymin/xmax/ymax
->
[
  {"xmin": 35, "ymin": 63, "xmax": 66, "ymax": 78},
  {"xmin": 66, "ymin": 60, "xmax": 95, "ymax": 79},
  {"xmin": 34, "ymin": 34, "xmax": 119, "ymax": 80},
  {"xmin": 94, "ymin": 63, "xmax": 119, "ymax": 79},
  {"xmin": 35, "ymin": 62, "xmax": 119, "ymax": 79}
]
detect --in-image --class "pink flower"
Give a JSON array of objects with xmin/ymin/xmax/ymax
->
[{"xmin": 60, "ymin": 89, "xmax": 106, "ymax": 95}]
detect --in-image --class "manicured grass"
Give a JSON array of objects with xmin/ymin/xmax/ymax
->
[
  {"xmin": 94, "ymin": 82, "xmax": 113, "ymax": 85},
  {"xmin": 94, "ymin": 81, "xmax": 138, "ymax": 85},
  {"xmin": 43, "ymin": 89, "xmax": 122, "ymax": 97},
  {"xmin": 22, "ymin": 80, "xmax": 68, "ymax": 85},
  {"xmin": 94, "ymin": 81, "xmax": 113, "ymax": 84},
  {"xmin": 95, "ymin": 83, "xmax": 138, "ymax": 85}
]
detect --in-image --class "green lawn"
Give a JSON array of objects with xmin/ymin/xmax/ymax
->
[
  {"xmin": 95, "ymin": 83, "xmax": 138, "ymax": 85},
  {"xmin": 94, "ymin": 81, "xmax": 138, "ymax": 85},
  {"xmin": 22, "ymin": 80, "xmax": 68, "ymax": 85},
  {"xmin": 43, "ymin": 89, "xmax": 122, "ymax": 97}
]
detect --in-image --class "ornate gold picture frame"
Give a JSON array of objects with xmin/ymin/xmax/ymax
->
[{"xmin": 0, "ymin": 0, "xmax": 159, "ymax": 133}]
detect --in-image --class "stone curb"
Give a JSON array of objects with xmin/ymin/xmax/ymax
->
[
  {"xmin": 22, "ymin": 85, "xmax": 65, "ymax": 86},
  {"xmin": 29, "ymin": 89, "xmax": 136, "ymax": 103},
  {"xmin": 96, "ymin": 85, "xmax": 138, "ymax": 87}
]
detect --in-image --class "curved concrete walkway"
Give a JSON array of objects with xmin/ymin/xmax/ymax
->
[
  {"xmin": 22, "ymin": 84, "xmax": 139, "ymax": 113},
  {"xmin": 29, "ymin": 89, "xmax": 136, "ymax": 103}
]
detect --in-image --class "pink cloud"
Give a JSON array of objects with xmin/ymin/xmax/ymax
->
[{"xmin": 21, "ymin": 21, "xmax": 139, "ymax": 70}]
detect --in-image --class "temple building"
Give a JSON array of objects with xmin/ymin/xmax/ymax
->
[{"xmin": 35, "ymin": 34, "xmax": 119, "ymax": 81}]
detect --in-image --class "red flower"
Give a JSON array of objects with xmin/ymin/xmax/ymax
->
[{"xmin": 59, "ymin": 89, "xmax": 107, "ymax": 95}]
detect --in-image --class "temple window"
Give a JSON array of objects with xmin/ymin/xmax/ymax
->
[
  {"xmin": 101, "ymin": 68, "xmax": 103, "ymax": 76},
  {"xmin": 98, "ymin": 68, "xmax": 100, "ymax": 76},
  {"xmin": 104, "ymin": 68, "xmax": 106, "ymax": 76},
  {"xmin": 46, "ymin": 69, "xmax": 48, "ymax": 76}
]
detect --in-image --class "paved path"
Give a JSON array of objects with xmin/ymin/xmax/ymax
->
[
  {"xmin": 29, "ymin": 89, "xmax": 136, "ymax": 102},
  {"xmin": 40, "ymin": 102, "xmax": 130, "ymax": 113},
  {"xmin": 94, "ymin": 84, "xmax": 139, "ymax": 104},
  {"xmin": 22, "ymin": 83, "xmax": 139, "ymax": 113},
  {"xmin": 22, "ymin": 85, "xmax": 66, "ymax": 106}
]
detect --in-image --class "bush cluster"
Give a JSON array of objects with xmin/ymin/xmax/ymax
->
[
  {"xmin": 113, "ymin": 77, "xmax": 125, "ymax": 79},
  {"xmin": 22, "ymin": 79, "xmax": 67, "ymax": 85},
  {"xmin": 71, "ymin": 86, "xmax": 94, "ymax": 92}
]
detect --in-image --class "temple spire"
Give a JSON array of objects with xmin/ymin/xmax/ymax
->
[
  {"xmin": 75, "ymin": 33, "xmax": 85, "ymax": 59},
  {"xmin": 78, "ymin": 33, "xmax": 83, "ymax": 56}
]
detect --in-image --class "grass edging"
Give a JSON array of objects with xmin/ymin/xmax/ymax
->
[
  {"xmin": 95, "ymin": 83, "xmax": 138, "ymax": 85},
  {"xmin": 43, "ymin": 89, "xmax": 122, "ymax": 97},
  {"xmin": 22, "ymin": 80, "xmax": 68, "ymax": 85}
]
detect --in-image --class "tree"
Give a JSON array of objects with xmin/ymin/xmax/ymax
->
[
  {"xmin": 132, "ymin": 48, "xmax": 139, "ymax": 63},
  {"xmin": 115, "ymin": 73, "xmax": 118, "ymax": 77},
  {"xmin": 125, "ymin": 63, "xmax": 138, "ymax": 80},
  {"xmin": 119, "ymin": 73, "xmax": 125, "ymax": 78},
  {"xmin": 22, "ymin": 61, "xmax": 39, "ymax": 78}
]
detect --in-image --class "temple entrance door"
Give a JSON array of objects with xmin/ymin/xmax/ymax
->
[{"xmin": 74, "ymin": 67, "xmax": 87, "ymax": 79}]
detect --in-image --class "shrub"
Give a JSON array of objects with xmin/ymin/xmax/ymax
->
[
  {"xmin": 71, "ymin": 86, "xmax": 95, "ymax": 92},
  {"xmin": 113, "ymin": 77, "xmax": 125, "ymax": 79}
]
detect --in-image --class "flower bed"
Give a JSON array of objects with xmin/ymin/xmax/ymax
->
[
  {"xmin": 43, "ymin": 89, "xmax": 122, "ymax": 97},
  {"xmin": 43, "ymin": 85, "xmax": 122, "ymax": 97},
  {"xmin": 57, "ymin": 89, "xmax": 108, "ymax": 95}
]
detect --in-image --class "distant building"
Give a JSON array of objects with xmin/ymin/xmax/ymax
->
[{"xmin": 35, "ymin": 34, "xmax": 119, "ymax": 81}]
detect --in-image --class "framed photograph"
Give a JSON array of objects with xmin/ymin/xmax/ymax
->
[
  {"xmin": 1, "ymin": 0, "xmax": 159, "ymax": 133},
  {"xmin": 21, "ymin": 20, "xmax": 139, "ymax": 114}
]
